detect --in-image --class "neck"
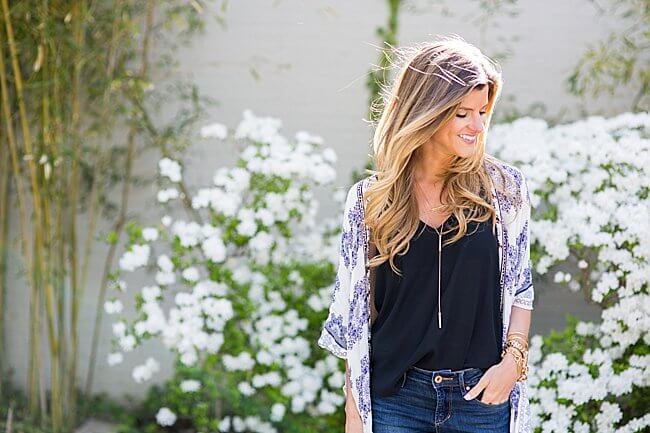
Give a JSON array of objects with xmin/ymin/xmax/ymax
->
[{"xmin": 413, "ymin": 144, "xmax": 454, "ymax": 185}]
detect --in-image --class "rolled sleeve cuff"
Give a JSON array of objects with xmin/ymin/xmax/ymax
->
[
  {"xmin": 513, "ymin": 285, "xmax": 534, "ymax": 310},
  {"xmin": 317, "ymin": 328, "xmax": 347, "ymax": 359}
]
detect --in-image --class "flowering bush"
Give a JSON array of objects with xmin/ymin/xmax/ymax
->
[
  {"xmin": 106, "ymin": 109, "xmax": 349, "ymax": 432},
  {"xmin": 107, "ymin": 109, "xmax": 649, "ymax": 432},
  {"xmin": 489, "ymin": 112, "xmax": 650, "ymax": 433}
]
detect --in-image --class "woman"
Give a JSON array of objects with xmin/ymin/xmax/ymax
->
[{"xmin": 318, "ymin": 35, "xmax": 535, "ymax": 433}]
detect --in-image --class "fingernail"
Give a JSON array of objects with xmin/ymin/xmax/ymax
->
[{"xmin": 463, "ymin": 394, "xmax": 470, "ymax": 400}]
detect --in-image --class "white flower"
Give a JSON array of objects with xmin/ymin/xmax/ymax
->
[
  {"xmin": 104, "ymin": 299, "xmax": 123, "ymax": 314},
  {"xmin": 200, "ymin": 122, "xmax": 228, "ymax": 140},
  {"xmin": 236, "ymin": 219, "xmax": 257, "ymax": 237},
  {"xmin": 180, "ymin": 350, "xmax": 198, "ymax": 366},
  {"xmin": 180, "ymin": 379, "xmax": 201, "ymax": 392},
  {"xmin": 237, "ymin": 381, "xmax": 255, "ymax": 396},
  {"xmin": 157, "ymin": 254, "xmax": 174, "ymax": 272},
  {"xmin": 218, "ymin": 416, "xmax": 231, "ymax": 432},
  {"xmin": 141, "ymin": 285, "xmax": 161, "ymax": 303},
  {"xmin": 223, "ymin": 352, "xmax": 255, "ymax": 371},
  {"xmin": 110, "ymin": 279, "xmax": 127, "ymax": 292},
  {"xmin": 118, "ymin": 334, "xmax": 136, "ymax": 352},
  {"xmin": 194, "ymin": 280, "xmax": 228, "ymax": 298},
  {"xmin": 161, "ymin": 215, "xmax": 172, "ymax": 226},
  {"xmin": 107, "ymin": 352, "xmax": 123, "ymax": 366},
  {"xmin": 232, "ymin": 416, "xmax": 245, "ymax": 432},
  {"xmin": 157, "ymin": 188, "xmax": 179, "ymax": 203},
  {"xmin": 322, "ymin": 148, "xmax": 337, "ymax": 163},
  {"xmin": 118, "ymin": 244, "xmax": 150, "ymax": 272},
  {"xmin": 172, "ymin": 221, "xmax": 204, "ymax": 247},
  {"xmin": 132, "ymin": 357, "xmax": 160, "ymax": 383},
  {"xmin": 595, "ymin": 401, "xmax": 622, "ymax": 431},
  {"xmin": 182, "ymin": 266, "xmax": 200, "ymax": 282},
  {"xmin": 158, "ymin": 158, "xmax": 182, "ymax": 182},
  {"xmin": 202, "ymin": 235, "xmax": 227, "ymax": 263},
  {"xmin": 155, "ymin": 407, "xmax": 177, "ymax": 427},
  {"xmin": 155, "ymin": 271, "xmax": 175, "ymax": 286},
  {"xmin": 112, "ymin": 321, "xmax": 127, "ymax": 337},
  {"xmin": 270, "ymin": 403, "xmax": 286, "ymax": 422},
  {"xmin": 142, "ymin": 227, "xmax": 159, "ymax": 242}
]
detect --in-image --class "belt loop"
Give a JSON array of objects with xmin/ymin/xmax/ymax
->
[{"xmin": 459, "ymin": 369, "xmax": 467, "ymax": 392}]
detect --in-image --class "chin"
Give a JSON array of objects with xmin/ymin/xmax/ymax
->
[{"xmin": 453, "ymin": 147, "xmax": 477, "ymax": 159}]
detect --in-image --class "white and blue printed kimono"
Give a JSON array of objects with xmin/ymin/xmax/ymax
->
[{"xmin": 318, "ymin": 157, "xmax": 535, "ymax": 433}]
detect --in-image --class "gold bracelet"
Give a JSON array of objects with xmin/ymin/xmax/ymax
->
[
  {"xmin": 501, "ymin": 346, "xmax": 528, "ymax": 381},
  {"xmin": 506, "ymin": 334, "xmax": 529, "ymax": 346},
  {"xmin": 505, "ymin": 339, "xmax": 528, "ymax": 353},
  {"xmin": 504, "ymin": 338, "xmax": 528, "ymax": 353},
  {"xmin": 502, "ymin": 347, "xmax": 523, "ymax": 376},
  {"xmin": 507, "ymin": 331, "xmax": 529, "ymax": 340}
]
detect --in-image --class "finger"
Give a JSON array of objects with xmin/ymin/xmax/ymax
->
[
  {"xmin": 463, "ymin": 378, "xmax": 488, "ymax": 400},
  {"xmin": 481, "ymin": 392, "xmax": 509, "ymax": 405}
]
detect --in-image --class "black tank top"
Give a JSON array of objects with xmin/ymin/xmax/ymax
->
[{"xmin": 369, "ymin": 215, "xmax": 502, "ymax": 397}]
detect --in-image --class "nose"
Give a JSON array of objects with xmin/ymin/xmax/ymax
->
[{"xmin": 469, "ymin": 113, "xmax": 485, "ymax": 134}]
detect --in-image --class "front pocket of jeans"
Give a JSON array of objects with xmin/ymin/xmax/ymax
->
[
  {"xmin": 463, "ymin": 371, "xmax": 510, "ymax": 409},
  {"xmin": 469, "ymin": 394, "xmax": 510, "ymax": 409}
]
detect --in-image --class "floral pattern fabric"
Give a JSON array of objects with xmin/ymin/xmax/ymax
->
[{"xmin": 318, "ymin": 158, "xmax": 535, "ymax": 433}]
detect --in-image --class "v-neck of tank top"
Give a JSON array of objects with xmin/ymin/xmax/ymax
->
[{"xmin": 417, "ymin": 213, "xmax": 455, "ymax": 233}]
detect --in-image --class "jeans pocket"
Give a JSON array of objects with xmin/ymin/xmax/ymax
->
[{"xmin": 462, "ymin": 369, "xmax": 510, "ymax": 409}]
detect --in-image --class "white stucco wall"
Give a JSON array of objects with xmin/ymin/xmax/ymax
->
[{"xmin": 6, "ymin": 0, "xmax": 619, "ymax": 402}]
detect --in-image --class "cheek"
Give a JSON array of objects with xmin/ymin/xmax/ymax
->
[
  {"xmin": 449, "ymin": 117, "xmax": 468, "ymax": 136},
  {"xmin": 436, "ymin": 119, "xmax": 461, "ymax": 142}
]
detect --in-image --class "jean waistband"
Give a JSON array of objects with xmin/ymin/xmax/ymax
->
[{"xmin": 406, "ymin": 365, "xmax": 485, "ymax": 386}]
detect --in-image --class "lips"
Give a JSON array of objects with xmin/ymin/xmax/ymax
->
[{"xmin": 458, "ymin": 134, "xmax": 477, "ymax": 144}]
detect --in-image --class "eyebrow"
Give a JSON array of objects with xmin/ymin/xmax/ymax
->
[{"xmin": 459, "ymin": 104, "xmax": 488, "ymax": 111}]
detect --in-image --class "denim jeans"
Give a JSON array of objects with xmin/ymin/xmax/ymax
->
[{"xmin": 371, "ymin": 365, "xmax": 510, "ymax": 433}]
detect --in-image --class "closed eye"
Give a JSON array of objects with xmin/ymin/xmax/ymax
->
[{"xmin": 457, "ymin": 111, "xmax": 487, "ymax": 118}]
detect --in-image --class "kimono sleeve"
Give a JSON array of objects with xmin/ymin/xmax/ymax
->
[
  {"xmin": 513, "ymin": 172, "xmax": 535, "ymax": 310},
  {"xmin": 317, "ymin": 184, "xmax": 357, "ymax": 359}
]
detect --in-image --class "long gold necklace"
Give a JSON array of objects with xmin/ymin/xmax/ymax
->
[{"xmin": 415, "ymin": 181, "xmax": 450, "ymax": 329}]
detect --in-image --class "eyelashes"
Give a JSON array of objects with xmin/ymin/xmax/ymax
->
[{"xmin": 456, "ymin": 112, "xmax": 487, "ymax": 118}]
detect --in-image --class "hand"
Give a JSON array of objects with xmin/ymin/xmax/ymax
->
[
  {"xmin": 463, "ymin": 355, "xmax": 518, "ymax": 405},
  {"xmin": 345, "ymin": 401, "xmax": 363, "ymax": 433}
]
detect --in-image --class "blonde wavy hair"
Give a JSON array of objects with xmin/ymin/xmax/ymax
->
[{"xmin": 364, "ymin": 35, "xmax": 508, "ymax": 277}]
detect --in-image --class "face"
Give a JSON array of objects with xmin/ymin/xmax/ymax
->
[{"xmin": 429, "ymin": 85, "xmax": 489, "ymax": 159}]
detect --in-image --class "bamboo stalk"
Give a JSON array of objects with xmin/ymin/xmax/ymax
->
[
  {"xmin": 0, "ymin": 15, "xmax": 42, "ymax": 420},
  {"xmin": 85, "ymin": 0, "xmax": 156, "ymax": 397},
  {"xmin": 79, "ymin": 0, "xmax": 123, "ymax": 297},
  {"xmin": 1, "ymin": 0, "xmax": 62, "ymax": 429},
  {"xmin": 78, "ymin": 8, "xmax": 132, "ymax": 387},
  {"xmin": 48, "ymin": 29, "xmax": 69, "ymax": 422},
  {"xmin": 0, "ymin": 100, "xmax": 9, "ymax": 399},
  {"xmin": 66, "ymin": 1, "xmax": 85, "ymax": 426},
  {"xmin": 5, "ymin": 405, "xmax": 12, "ymax": 433},
  {"xmin": 37, "ymin": 2, "xmax": 66, "ymax": 429}
]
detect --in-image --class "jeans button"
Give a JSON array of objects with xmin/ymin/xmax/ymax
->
[{"xmin": 434, "ymin": 375, "xmax": 443, "ymax": 383}]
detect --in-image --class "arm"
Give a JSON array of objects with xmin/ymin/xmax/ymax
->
[
  {"xmin": 344, "ymin": 361, "xmax": 363, "ymax": 424},
  {"xmin": 317, "ymin": 185, "xmax": 356, "ymax": 359},
  {"xmin": 505, "ymin": 171, "xmax": 535, "ymax": 370},
  {"xmin": 501, "ymin": 305, "xmax": 532, "ymax": 369},
  {"xmin": 512, "ymin": 172, "xmax": 535, "ymax": 311}
]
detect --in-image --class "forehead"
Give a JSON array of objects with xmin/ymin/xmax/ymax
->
[{"xmin": 459, "ymin": 86, "xmax": 489, "ymax": 107}]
